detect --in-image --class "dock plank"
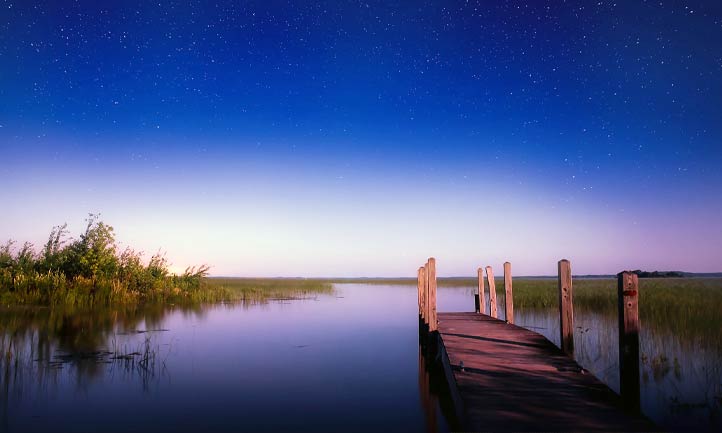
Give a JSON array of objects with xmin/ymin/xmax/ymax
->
[{"xmin": 436, "ymin": 312, "xmax": 658, "ymax": 432}]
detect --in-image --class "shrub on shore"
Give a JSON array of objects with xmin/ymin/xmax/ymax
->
[{"xmin": 0, "ymin": 214, "xmax": 218, "ymax": 307}]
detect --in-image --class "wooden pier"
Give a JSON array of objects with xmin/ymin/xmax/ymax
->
[{"xmin": 417, "ymin": 258, "xmax": 658, "ymax": 432}]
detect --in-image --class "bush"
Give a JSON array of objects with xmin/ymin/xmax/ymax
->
[{"xmin": 0, "ymin": 214, "xmax": 212, "ymax": 307}]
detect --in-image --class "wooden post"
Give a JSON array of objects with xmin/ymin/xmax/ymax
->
[
  {"xmin": 428, "ymin": 258, "xmax": 437, "ymax": 332},
  {"xmin": 423, "ymin": 261, "xmax": 429, "ymax": 325},
  {"xmin": 558, "ymin": 259, "xmax": 574, "ymax": 357},
  {"xmin": 418, "ymin": 266, "xmax": 425, "ymax": 320},
  {"xmin": 618, "ymin": 271, "xmax": 641, "ymax": 412},
  {"xmin": 486, "ymin": 266, "xmax": 497, "ymax": 318},
  {"xmin": 504, "ymin": 262, "xmax": 514, "ymax": 324},
  {"xmin": 476, "ymin": 267, "xmax": 485, "ymax": 314}
]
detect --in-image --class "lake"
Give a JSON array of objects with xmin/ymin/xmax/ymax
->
[{"xmin": 2, "ymin": 283, "xmax": 720, "ymax": 432}]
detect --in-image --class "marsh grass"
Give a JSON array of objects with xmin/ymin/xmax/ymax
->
[
  {"xmin": 0, "ymin": 216, "xmax": 339, "ymax": 308},
  {"xmin": 423, "ymin": 277, "xmax": 722, "ymax": 349},
  {"xmin": 205, "ymin": 278, "xmax": 334, "ymax": 303},
  {"xmin": 498, "ymin": 278, "xmax": 722, "ymax": 346},
  {"xmin": 331, "ymin": 276, "xmax": 722, "ymax": 348},
  {"xmin": 0, "ymin": 215, "xmax": 219, "ymax": 307}
]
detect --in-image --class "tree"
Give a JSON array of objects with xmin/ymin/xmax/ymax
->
[{"xmin": 63, "ymin": 214, "xmax": 118, "ymax": 279}]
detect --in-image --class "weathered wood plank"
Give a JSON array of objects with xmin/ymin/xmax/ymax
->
[
  {"xmin": 423, "ymin": 261, "xmax": 429, "ymax": 325},
  {"xmin": 618, "ymin": 271, "xmax": 641, "ymax": 412},
  {"xmin": 476, "ymin": 267, "xmax": 484, "ymax": 314},
  {"xmin": 485, "ymin": 266, "xmax": 497, "ymax": 318},
  {"xmin": 558, "ymin": 259, "xmax": 574, "ymax": 357},
  {"xmin": 436, "ymin": 312, "xmax": 655, "ymax": 432},
  {"xmin": 504, "ymin": 261, "xmax": 513, "ymax": 324},
  {"xmin": 417, "ymin": 266, "xmax": 425, "ymax": 319},
  {"xmin": 428, "ymin": 257, "xmax": 438, "ymax": 332}
]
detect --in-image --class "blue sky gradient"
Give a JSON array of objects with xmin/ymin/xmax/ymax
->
[{"xmin": 2, "ymin": 1, "xmax": 721, "ymax": 276}]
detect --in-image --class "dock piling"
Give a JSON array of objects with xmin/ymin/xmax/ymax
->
[
  {"xmin": 475, "ymin": 267, "xmax": 484, "ymax": 314},
  {"xmin": 424, "ymin": 261, "xmax": 429, "ymax": 326},
  {"xmin": 504, "ymin": 261, "xmax": 513, "ymax": 324},
  {"xmin": 618, "ymin": 271, "xmax": 641, "ymax": 412},
  {"xmin": 486, "ymin": 266, "xmax": 497, "ymax": 318},
  {"xmin": 558, "ymin": 259, "xmax": 574, "ymax": 357},
  {"xmin": 418, "ymin": 266, "xmax": 425, "ymax": 323},
  {"xmin": 428, "ymin": 258, "xmax": 438, "ymax": 332}
]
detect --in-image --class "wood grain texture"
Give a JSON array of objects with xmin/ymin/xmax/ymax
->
[
  {"xmin": 618, "ymin": 271, "xmax": 641, "ymax": 412},
  {"xmin": 504, "ymin": 261, "xmax": 514, "ymax": 324},
  {"xmin": 418, "ymin": 266, "xmax": 425, "ymax": 319},
  {"xmin": 436, "ymin": 312, "xmax": 656, "ymax": 432},
  {"xmin": 486, "ymin": 266, "xmax": 497, "ymax": 318},
  {"xmin": 423, "ymin": 261, "xmax": 429, "ymax": 325},
  {"xmin": 558, "ymin": 259, "xmax": 574, "ymax": 357},
  {"xmin": 428, "ymin": 257, "xmax": 438, "ymax": 332},
  {"xmin": 477, "ymin": 267, "xmax": 485, "ymax": 314}
]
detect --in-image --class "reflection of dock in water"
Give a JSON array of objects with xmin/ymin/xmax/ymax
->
[{"xmin": 418, "ymin": 345, "xmax": 437, "ymax": 433}]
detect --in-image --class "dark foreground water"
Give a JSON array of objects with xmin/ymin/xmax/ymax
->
[{"xmin": 2, "ymin": 284, "xmax": 720, "ymax": 432}]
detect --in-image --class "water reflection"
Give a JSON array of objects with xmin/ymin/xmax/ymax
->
[
  {"xmin": 417, "ymin": 323, "xmax": 462, "ymax": 433},
  {"xmin": 1, "ymin": 305, "xmax": 193, "ymax": 432},
  {"xmin": 1, "ymin": 284, "xmax": 720, "ymax": 432},
  {"xmin": 417, "ymin": 345, "xmax": 438, "ymax": 433},
  {"xmin": 2, "ymin": 285, "xmax": 449, "ymax": 433}
]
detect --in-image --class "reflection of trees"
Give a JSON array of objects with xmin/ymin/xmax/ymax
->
[
  {"xmin": 1, "ymin": 303, "xmax": 209, "ymax": 352},
  {"xmin": 0, "ymin": 303, "xmax": 211, "ymax": 424}
]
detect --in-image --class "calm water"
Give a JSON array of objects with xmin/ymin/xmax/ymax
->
[{"xmin": 2, "ymin": 284, "xmax": 720, "ymax": 432}]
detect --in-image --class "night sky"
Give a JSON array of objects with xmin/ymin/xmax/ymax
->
[{"xmin": 2, "ymin": 1, "xmax": 721, "ymax": 276}]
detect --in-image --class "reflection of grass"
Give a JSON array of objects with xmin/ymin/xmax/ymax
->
[
  {"xmin": 204, "ymin": 278, "xmax": 334, "ymax": 303},
  {"xmin": 0, "ymin": 279, "xmax": 335, "ymax": 364}
]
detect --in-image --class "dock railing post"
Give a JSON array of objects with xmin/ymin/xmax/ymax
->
[
  {"xmin": 418, "ymin": 266, "xmax": 425, "ymax": 323},
  {"xmin": 476, "ymin": 267, "xmax": 484, "ymax": 314},
  {"xmin": 424, "ymin": 261, "xmax": 428, "ymax": 324},
  {"xmin": 504, "ymin": 261, "xmax": 514, "ymax": 324},
  {"xmin": 618, "ymin": 271, "xmax": 641, "ymax": 412},
  {"xmin": 486, "ymin": 266, "xmax": 497, "ymax": 318},
  {"xmin": 428, "ymin": 258, "xmax": 437, "ymax": 332},
  {"xmin": 558, "ymin": 259, "xmax": 574, "ymax": 357}
]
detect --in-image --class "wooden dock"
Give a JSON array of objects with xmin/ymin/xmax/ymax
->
[{"xmin": 417, "ymin": 258, "xmax": 659, "ymax": 432}]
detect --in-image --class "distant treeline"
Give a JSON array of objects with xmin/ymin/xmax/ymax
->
[
  {"xmin": 0, "ymin": 214, "xmax": 217, "ymax": 307},
  {"xmin": 631, "ymin": 270, "xmax": 685, "ymax": 278}
]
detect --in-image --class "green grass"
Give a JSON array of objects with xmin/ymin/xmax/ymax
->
[
  {"xmin": 0, "ymin": 216, "xmax": 338, "ymax": 308},
  {"xmin": 204, "ymin": 278, "xmax": 334, "ymax": 302},
  {"xmin": 379, "ymin": 276, "xmax": 721, "ymax": 349},
  {"xmin": 0, "ymin": 215, "xmax": 221, "ymax": 307},
  {"xmin": 0, "ymin": 276, "xmax": 335, "ymax": 308},
  {"xmin": 509, "ymin": 278, "xmax": 722, "ymax": 346}
]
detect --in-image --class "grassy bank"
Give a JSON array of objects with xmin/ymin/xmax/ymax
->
[
  {"xmin": 0, "ymin": 215, "xmax": 336, "ymax": 307},
  {"xmin": 0, "ymin": 215, "xmax": 220, "ymax": 307}
]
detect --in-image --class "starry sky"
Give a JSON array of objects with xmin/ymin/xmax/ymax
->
[{"xmin": 1, "ymin": 0, "xmax": 721, "ymax": 277}]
